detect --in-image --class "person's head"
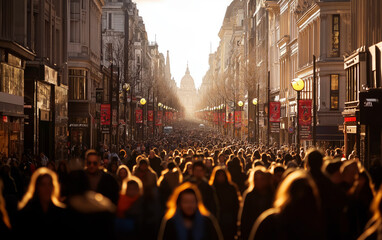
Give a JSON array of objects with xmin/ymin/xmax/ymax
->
[
  {"xmin": 305, "ymin": 149, "xmax": 324, "ymax": 172},
  {"xmin": 18, "ymin": 167, "xmax": 64, "ymax": 210},
  {"xmin": 248, "ymin": 166, "xmax": 270, "ymax": 192},
  {"xmin": 272, "ymin": 165, "xmax": 286, "ymax": 187},
  {"xmin": 137, "ymin": 158, "xmax": 150, "ymax": 172},
  {"xmin": 340, "ymin": 160, "xmax": 359, "ymax": 186},
  {"xmin": 192, "ymin": 160, "xmax": 206, "ymax": 180},
  {"xmin": 165, "ymin": 182, "xmax": 209, "ymax": 219},
  {"xmin": 204, "ymin": 157, "xmax": 214, "ymax": 169},
  {"xmin": 209, "ymin": 167, "xmax": 232, "ymax": 185},
  {"xmin": 218, "ymin": 152, "xmax": 226, "ymax": 164},
  {"xmin": 121, "ymin": 176, "xmax": 143, "ymax": 198},
  {"xmin": 85, "ymin": 150, "xmax": 100, "ymax": 174},
  {"xmin": 274, "ymin": 170, "xmax": 320, "ymax": 213},
  {"xmin": 324, "ymin": 159, "xmax": 343, "ymax": 184},
  {"xmin": 149, "ymin": 150, "xmax": 156, "ymax": 158},
  {"xmin": 117, "ymin": 165, "xmax": 130, "ymax": 181}
]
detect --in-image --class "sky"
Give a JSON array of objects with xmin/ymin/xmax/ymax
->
[{"xmin": 135, "ymin": 0, "xmax": 233, "ymax": 89}]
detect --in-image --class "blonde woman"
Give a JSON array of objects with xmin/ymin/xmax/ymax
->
[
  {"xmin": 158, "ymin": 182, "xmax": 223, "ymax": 240},
  {"xmin": 14, "ymin": 167, "xmax": 67, "ymax": 239}
]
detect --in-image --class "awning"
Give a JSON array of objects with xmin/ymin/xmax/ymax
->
[{"xmin": 0, "ymin": 112, "xmax": 28, "ymax": 118}]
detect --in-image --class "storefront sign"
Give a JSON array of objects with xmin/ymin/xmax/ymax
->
[
  {"xmin": 69, "ymin": 123, "xmax": 88, "ymax": 128},
  {"xmin": 136, "ymin": 109, "xmax": 143, "ymax": 123},
  {"xmin": 346, "ymin": 126, "xmax": 357, "ymax": 134},
  {"xmin": 44, "ymin": 65, "xmax": 57, "ymax": 85},
  {"xmin": 269, "ymin": 102, "xmax": 281, "ymax": 122},
  {"xmin": 100, "ymin": 104, "xmax": 110, "ymax": 125},
  {"xmin": 270, "ymin": 122, "xmax": 280, "ymax": 133}
]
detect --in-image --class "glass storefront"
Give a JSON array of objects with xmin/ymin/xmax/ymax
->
[{"xmin": 0, "ymin": 117, "xmax": 22, "ymax": 158}]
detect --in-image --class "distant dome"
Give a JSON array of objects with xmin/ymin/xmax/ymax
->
[{"xmin": 180, "ymin": 65, "xmax": 196, "ymax": 91}]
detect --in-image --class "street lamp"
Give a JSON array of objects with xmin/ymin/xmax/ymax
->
[
  {"xmin": 140, "ymin": 98, "xmax": 146, "ymax": 105},
  {"xmin": 252, "ymin": 98, "xmax": 258, "ymax": 142},
  {"xmin": 291, "ymin": 78, "xmax": 305, "ymax": 150},
  {"xmin": 238, "ymin": 100, "xmax": 244, "ymax": 107}
]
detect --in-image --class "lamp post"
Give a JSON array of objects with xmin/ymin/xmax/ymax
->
[
  {"xmin": 238, "ymin": 101, "xmax": 244, "ymax": 139},
  {"xmin": 291, "ymin": 78, "xmax": 305, "ymax": 150},
  {"xmin": 252, "ymin": 98, "xmax": 258, "ymax": 143},
  {"xmin": 140, "ymin": 98, "xmax": 146, "ymax": 140},
  {"xmin": 122, "ymin": 83, "xmax": 130, "ymax": 145}
]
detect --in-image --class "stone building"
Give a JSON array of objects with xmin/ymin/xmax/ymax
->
[
  {"xmin": 0, "ymin": 0, "xmax": 35, "ymax": 158},
  {"xmin": 67, "ymin": 0, "xmax": 104, "ymax": 151},
  {"xmin": 23, "ymin": 0, "xmax": 69, "ymax": 161},
  {"xmin": 343, "ymin": 0, "xmax": 382, "ymax": 166},
  {"xmin": 178, "ymin": 65, "xmax": 197, "ymax": 118}
]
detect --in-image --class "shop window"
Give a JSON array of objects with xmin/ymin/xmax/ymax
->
[
  {"xmin": 69, "ymin": 69, "xmax": 87, "ymax": 100},
  {"xmin": 330, "ymin": 74, "xmax": 339, "ymax": 110}
]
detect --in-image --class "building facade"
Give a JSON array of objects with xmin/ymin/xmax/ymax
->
[
  {"xmin": 343, "ymin": 0, "xmax": 382, "ymax": 166},
  {"xmin": 68, "ymin": 0, "xmax": 104, "ymax": 153},
  {"xmin": 23, "ymin": 0, "xmax": 69, "ymax": 161},
  {"xmin": 0, "ymin": 0, "xmax": 35, "ymax": 158}
]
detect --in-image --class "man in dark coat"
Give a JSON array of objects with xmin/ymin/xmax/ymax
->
[{"xmin": 85, "ymin": 150, "xmax": 120, "ymax": 205}]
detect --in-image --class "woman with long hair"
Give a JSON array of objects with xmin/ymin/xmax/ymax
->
[
  {"xmin": 249, "ymin": 170, "xmax": 324, "ymax": 240},
  {"xmin": 239, "ymin": 166, "xmax": 274, "ymax": 240},
  {"xmin": 209, "ymin": 167, "xmax": 241, "ymax": 240},
  {"xmin": 158, "ymin": 182, "xmax": 223, "ymax": 240},
  {"xmin": 15, "ymin": 167, "xmax": 67, "ymax": 239},
  {"xmin": 116, "ymin": 176, "xmax": 145, "ymax": 240}
]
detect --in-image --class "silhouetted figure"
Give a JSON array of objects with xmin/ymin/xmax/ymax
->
[
  {"xmin": 14, "ymin": 168, "xmax": 67, "ymax": 240},
  {"xmin": 249, "ymin": 170, "xmax": 325, "ymax": 240},
  {"xmin": 209, "ymin": 167, "xmax": 240, "ymax": 240},
  {"xmin": 239, "ymin": 166, "xmax": 274, "ymax": 240}
]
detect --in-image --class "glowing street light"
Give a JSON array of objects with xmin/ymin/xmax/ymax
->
[
  {"xmin": 140, "ymin": 98, "xmax": 147, "ymax": 105},
  {"xmin": 238, "ymin": 101, "xmax": 244, "ymax": 107}
]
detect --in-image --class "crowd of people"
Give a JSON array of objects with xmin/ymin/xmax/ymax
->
[{"xmin": 1, "ymin": 121, "xmax": 382, "ymax": 240}]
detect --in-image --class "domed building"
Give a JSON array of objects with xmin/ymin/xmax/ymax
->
[{"xmin": 178, "ymin": 65, "xmax": 197, "ymax": 118}]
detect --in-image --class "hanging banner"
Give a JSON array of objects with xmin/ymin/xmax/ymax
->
[
  {"xmin": 100, "ymin": 104, "xmax": 110, "ymax": 125},
  {"xmin": 148, "ymin": 110, "xmax": 154, "ymax": 122},
  {"xmin": 221, "ymin": 112, "xmax": 226, "ymax": 123},
  {"xmin": 156, "ymin": 111, "xmax": 163, "ymax": 126},
  {"xmin": 269, "ymin": 102, "xmax": 281, "ymax": 122},
  {"xmin": 213, "ymin": 112, "xmax": 218, "ymax": 123},
  {"xmin": 298, "ymin": 100, "xmax": 312, "ymax": 126},
  {"xmin": 235, "ymin": 111, "xmax": 242, "ymax": 128},
  {"xmin": 299, "ymin": 99, "xmax": 312, "ymax": 140},
  {"xmin": 135, "ymin": 109, "xmax": 143, "ymax": 124}
]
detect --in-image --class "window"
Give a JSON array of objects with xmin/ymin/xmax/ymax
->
[
  {"xmin": 108, "ymin": 13, "xmax": 112, "ymax": 29},
  {"xmin": 69, "ymin": 69, "xmax": 87, "ymax": 100},
  {"xmin": 70, "ymin": 0, "xmax": 80, "ymax": 43},
  {"xmin": 106, "ymin": 43, "xmax": 113, "ymax": 62},
  {"xmin": 331, "ymin": 15, "xmax": 340, "ymax": 57},
  {"xmin": 330, "ymin": 74, "xmax": 339, "ymax": 110}
]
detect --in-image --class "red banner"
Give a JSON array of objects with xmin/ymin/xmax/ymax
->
[
  {"xmin": 213, "ymin": 113, "xmax": 218, "ymax": 123},
  {"xmin": 269, "ymin": 102, "xmax": 281, "ymax": 123},
  {"xmin": 299, "ymin": 99, "xmax": 312, "ymax": 126},
  {"xmin": 156, "ymin": 111, "xmax": 162, "ymax": 126},
  {"xmin": 221, "ymin": 112, "xmax": 226, "ymax": 123},
  {"xmin": 148, "ymin": 110, "xmax": 154, "ymax": 122},
  {"xmin": 135, "ymin": 109, "xmax": 143, "ymax": 123},
  {"xmin": 100, "ymin": 104, "xmax": 110, "ymax": 125},
  {"xmin": 235, "ymin": 111, "xmax": 241, "ymax": 127}
]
